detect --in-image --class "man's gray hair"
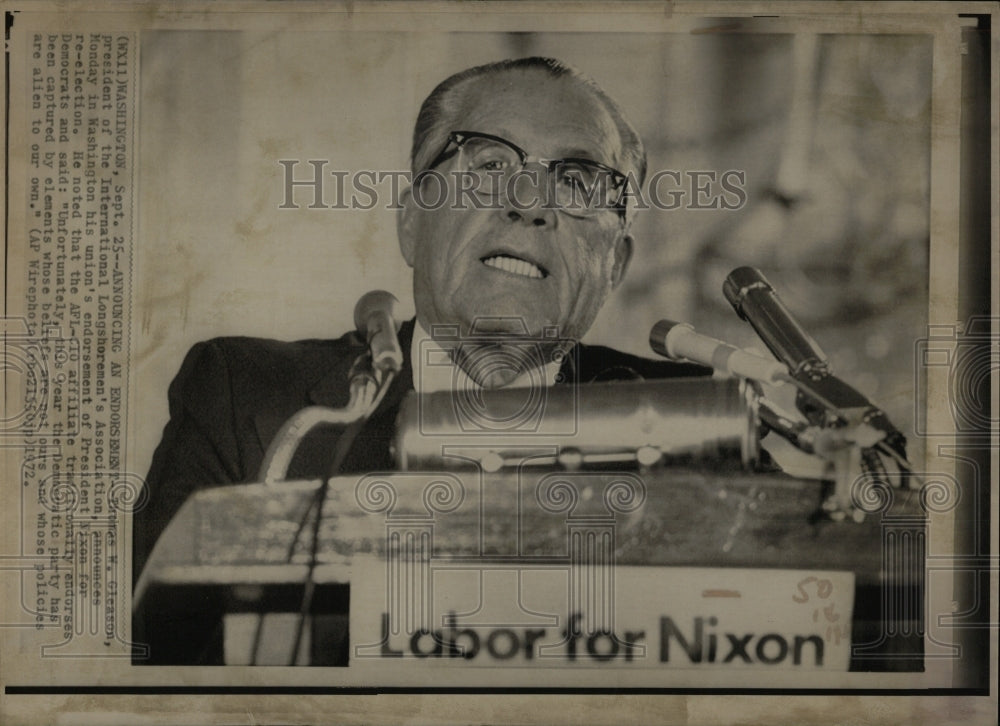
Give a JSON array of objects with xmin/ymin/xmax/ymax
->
[{"xmin": 411, "ymin": 57, "xmax": 647, "ymax": 185}]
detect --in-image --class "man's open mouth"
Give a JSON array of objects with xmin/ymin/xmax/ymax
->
[{"xmin": 481, "ymin": 254, "xmax": 548, "ymax": 279}]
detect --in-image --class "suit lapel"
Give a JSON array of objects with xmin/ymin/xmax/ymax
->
[{"xmin": 557, "ymin": 341, "xmax": 581, "ymax": 385}]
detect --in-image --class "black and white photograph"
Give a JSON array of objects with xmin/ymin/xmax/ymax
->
[{"xmin": 0, "ymin": 2, "xmax": 995, "ymax": 724}]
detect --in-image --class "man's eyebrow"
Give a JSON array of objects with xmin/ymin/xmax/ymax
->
[
  {"xmin": 557, "ymin": 147, "xmax": 601, "ymax": 160},
  {"xmin": 553, "ymin": 137, "xmax": 619, "ymax": 164}
]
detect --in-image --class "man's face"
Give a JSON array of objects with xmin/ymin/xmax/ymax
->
[{"xmin": 398, "ymin": 70, "xmax": 634, "ymax": 349}]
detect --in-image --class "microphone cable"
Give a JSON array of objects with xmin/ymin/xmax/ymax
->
[{"xmin": 285, "ymin": 368, "xmax": 398, "ymax": 666}]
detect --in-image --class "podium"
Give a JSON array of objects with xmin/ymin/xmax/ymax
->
[{"xmin": 133, "ymin": 466, "xmax": 924, "ymax": 671}]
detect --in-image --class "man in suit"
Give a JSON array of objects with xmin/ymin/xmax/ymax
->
[{"xmin": 133, "ymin": 57, "xmax": 709, "ymax": 662}]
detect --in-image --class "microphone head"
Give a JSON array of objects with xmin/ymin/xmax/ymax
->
[
  {"xmin": 354, "ymin": 290, "xmax": 401, "ymax": 333},
  {"xmin": 649, "ymin": 319, "xmax": 684, "ymax": 359},
  {"xmin": 723, "ymin": 266, "xmax": 771, "ymax": 319}
]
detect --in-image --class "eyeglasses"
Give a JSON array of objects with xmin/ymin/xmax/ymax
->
[{"xmin": 423, "ymin": 131, "xmax": 629, "ymax": 219}]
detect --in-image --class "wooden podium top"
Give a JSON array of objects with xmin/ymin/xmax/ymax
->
[{"xmin": 140, "ymin": 466, "xmax": 925, "ymax": 592}]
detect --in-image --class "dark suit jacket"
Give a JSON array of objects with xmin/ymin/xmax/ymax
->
[{"xmin": 132, "ymin": 319, "xmax": 709, "ymax": 663}]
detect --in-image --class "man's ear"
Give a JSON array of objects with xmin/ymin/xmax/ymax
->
[
  {"xmin": 397, "ymin": 186, "xmax": 416, "ymax": 267},
  {"xmin": 610, "ymin": 233, "xmax": 634, "ymax": 289}
]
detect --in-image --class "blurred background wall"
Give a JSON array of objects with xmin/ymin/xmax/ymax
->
[{"xmin": 134, "ymin": 27, "xmax": 930, "ymax": 478}]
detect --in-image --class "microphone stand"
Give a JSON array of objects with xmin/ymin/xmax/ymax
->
[
  {"xmin": 256, "ymin": 291, "xmax": 404, "ymax": 665},
  {"xmin": 282, "ymin": 358, "xmax": 398, "ymax": 666}
]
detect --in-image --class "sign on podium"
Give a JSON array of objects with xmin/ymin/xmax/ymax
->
[{"xmin": 133, "ymin": 467, "xmax": 924, "ymax": 677}]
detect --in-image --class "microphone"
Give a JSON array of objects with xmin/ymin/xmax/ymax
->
[
  {"xmin": 722, "ymin": 266, "xmax": 909, "ymax": 464},
  {"xmin": 354, "ymin": 290, "xmax": 404, "ymax": 375},
  {"xmin": 649, "ymin": 319, "xmax": 789, "ymax": 384},
  {"xmin": 722, "ymin": 266, "xmax": 829, "ymax": 379}
]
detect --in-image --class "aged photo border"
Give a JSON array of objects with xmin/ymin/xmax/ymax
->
[{"xmin": 1, "ymin": 1, "xmax": 996, "ymax": 724}]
